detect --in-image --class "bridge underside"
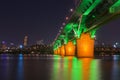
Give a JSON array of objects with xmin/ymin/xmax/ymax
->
[{"xmin": 53, "ymin": 0, "xmax": 120, "ymax": 57}]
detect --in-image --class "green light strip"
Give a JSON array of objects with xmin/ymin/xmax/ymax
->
[
  {"xmin": 90, "ymin": 29, "xmax": 96, "ymax": 38},
  {"xmin": 83, "ymin": 0, "xmax": 101, "ymax": 15},
  {"xmin": 109, "ymin": 0, "xmax": 120, "ymax": 13}
]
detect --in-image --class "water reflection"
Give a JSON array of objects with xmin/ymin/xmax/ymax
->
[
  {"xmin": 89, "ymin": 59, "xmax": 101, "ymax": 80},
  {"xmin": 112, "ymin": 55, "xmax": 120, "ymax": 80},
  {"xmin": 0, "ymin": 54, "xmax": 24, "ymax": 80},
  {"xmin": 0, "ymin": 54, "xmax": 120, "ymax": 80},
  {"xmin": 52, "ymin": 56, "xmax": 101, "ymax": 80},
  {"xmin": 0, "ymin": 54, "xmax": 9, "ymax": 80},
  {"xmin": 17, "ymin": 54, "xmax": 24, "ymax": 80}
]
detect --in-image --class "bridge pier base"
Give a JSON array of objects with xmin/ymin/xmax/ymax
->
[
  {"xmin": 77, "ymin": 33, "xmax": 94, "ymax": 58},
  {"xmin": 60, "ymin": 45, "xmax": 65, "ymax": 56},
  {"xmin": 57, "ymin": 47, "xmax": 61, "ymax": 55},
  {"xmin": 65, "ymin": 41, "xmax": 75, "ymax": 56},
  {"xmin": 54, "ymin": 49, "xmax": 58, "ymax": 55}
]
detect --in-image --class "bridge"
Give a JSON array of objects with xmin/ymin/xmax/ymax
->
[{"xmin": 53, "ymin": 0, "xmax": 120, "ymax": 57}]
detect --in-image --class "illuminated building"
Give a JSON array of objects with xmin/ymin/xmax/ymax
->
[
  {"xmin": 23, "ymin": 36, "xmax": 28, "ymax": 47},
  {"xmin": 1, "ymin": 41, "xmax": 7, "ymax": 50}
]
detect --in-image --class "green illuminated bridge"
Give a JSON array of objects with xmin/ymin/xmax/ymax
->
[{"xmin": 53, "ymin": 0, "xmax": 120, "ymax": 57}]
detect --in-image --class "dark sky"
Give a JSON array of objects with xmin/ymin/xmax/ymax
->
[
  {"xmin": 0, "ymin": 0, "xmax": 120, "ymax": 46},
  {"xmin": 97, "ymin": 18, "xmax": 120, "ymax": 45}
]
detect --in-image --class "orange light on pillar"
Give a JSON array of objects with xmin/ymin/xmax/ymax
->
[
  {"xmin": 56, "ymin": 49, "xmax": 58, "ymax": 55},
  {"xmin": 57, "ymin": 47, "xmax": 61, "ymax": 55},
  {"xmin": 60, "ymin": 45, "xmax": 65, "ymax": 56},
  {"xmin": 54, "ymin": 50, "xmax": 58, "ymax": 55},
  {"xmin": 65, "ymin": 41, "xmax": 75, "ymax": 56},
  {"xmin": 77, "ymin": 33, "xmax": 94, "ymax": 57}
]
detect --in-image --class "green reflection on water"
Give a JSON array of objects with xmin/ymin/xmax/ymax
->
[
  {"xmin": 72, "ymin": 58, "xmax": 82, "ymax": 80},
  {"xmin": 52, "ymin": 56, "xmax": 101, "ymax": 80},
  {"xmin": 52, "ymin": 55, "xmax": 61, "ymax": 80},
  {"xmin": 90, "ymin": 60, "xmax": 101, "ymax": 80}
]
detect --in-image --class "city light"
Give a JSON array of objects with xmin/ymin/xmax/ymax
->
[
  {"xmin": 70, "ymin": 8, "xmax": 73, "ymax": 12},
  {"xmin": 62, "ymin": 22, "xmax": 66, "ymax": 26},
  {"xmin": 66, "ymin": 17, "xmax": 69, "ymax": 20},
  {"xmin": 19, "ymin": 45, "xmax": 23, "ymax": 49}
]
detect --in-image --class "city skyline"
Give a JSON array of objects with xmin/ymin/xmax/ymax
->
[{"xmin": 0, "ymin": 0, "xmax": 120, "ymax": 45}]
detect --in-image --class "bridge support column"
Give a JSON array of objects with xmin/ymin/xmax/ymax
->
[
  {"xmin": 57, "ymin": 47, "xmax": 61, "ymax": 55},
  {"xmin": 65, "ymin": 41, "xmax": 75, "ymax": 56},
  {"xmin": 77, "ymin": 33, "xmax": 94, "ymax": 57},
  {"xmin": 60, "ymin": 45, "xmax": 65, "ymax": 56},
  {"xmin": 54, "ymin": 49, "xmax": 58, "ymax": 55}
]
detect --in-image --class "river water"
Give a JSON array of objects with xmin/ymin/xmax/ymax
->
[{"xmin": 0, "ymin": 54, "xmax": 120, "ymax": 80}]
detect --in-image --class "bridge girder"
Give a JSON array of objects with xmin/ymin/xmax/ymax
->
[{"xmin": 54, "ymin": 0, "xmax": 120, "ymax": 49}]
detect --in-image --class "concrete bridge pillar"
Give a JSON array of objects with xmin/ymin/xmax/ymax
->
[
  {"xmin": 77, "ymin": 33, "xmax": 94, "ymax": 57},
  {"xmin": 54, "ymin": 49, "xmax": 58, "ymax": 55},
  {"xmin": 65, "ymin": 41, "xmax": 75, "ymax": 56},
  {"xmin": 57, "ymin": 47, "xmax": 61, "ymax": 55},
  {"xmin": 60, "ymin": 45, "xmax": 65, "ymax": 56}
]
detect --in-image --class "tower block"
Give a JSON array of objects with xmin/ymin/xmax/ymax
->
[
  {"xmin": 77, "ymin": 33, "xmax": 94, "ymax": 57},
  {"xmin": 65, "ymin": 41, "xmax": 75, "ymax": 56},
  {"xmin": 60, "ymin": 45, "xmax": 65, "ymax": 56},
  {"xmin": 23, "ymin": 36, "xmax": 28, "ymax": 47}
]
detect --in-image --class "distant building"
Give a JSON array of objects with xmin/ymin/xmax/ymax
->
[
  {"xmin": 23, "ymin": 36, "xmax": 28, "ymax": 47},
  {"xmin": 1, "ymin": 41, "xmax": 7, "ymax": 50},
  {"xmin": 36, "ymin": 40, "xmax": 44, "ymax": 45}
]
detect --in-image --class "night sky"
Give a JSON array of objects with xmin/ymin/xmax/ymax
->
[{"xmin": 0, "ymin": 0, "xmax": 120, "ymax": 46}]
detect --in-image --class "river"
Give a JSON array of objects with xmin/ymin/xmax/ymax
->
[{"xmin": 0, "ymin": 54, "xmax": 120, "ymax": 80}]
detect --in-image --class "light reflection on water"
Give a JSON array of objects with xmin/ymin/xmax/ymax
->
[
  {"xmin": 52, "ymin": 56, "xmax": 101, "ymax": 80},
  {"xmin": 17, "ymin": 54, "xmax": 24, "ymax": 80},
  {"xmin": 0, "ymin": 54, "xmax": 120, "ymax": 80}
]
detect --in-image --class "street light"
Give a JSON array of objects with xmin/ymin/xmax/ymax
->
[
  {"xmin": 70, "ymin": 8, "xmax": 73, "ymax": 12},
  {"xmin": 66, "ymin": 17, "xmax": 69, "ymax": 20},
  {"xmin": 62, "ymin": 22, "xmax": 65, "ymax": 26}
]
